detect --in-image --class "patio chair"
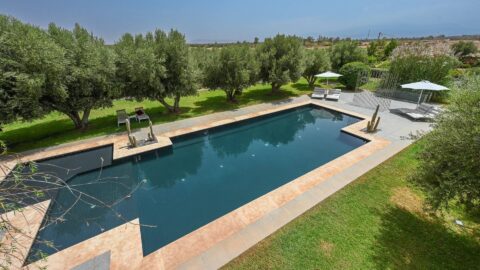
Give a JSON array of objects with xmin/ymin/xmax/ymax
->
[
  {"xmin": 116, "ymin": 109, "xmax": 128, "ymax": 127},
  {"xmin": 325, "ymin": 89, "xmax": 341, "ymax": 101},
  {"xmin": 311, "ymin": 87, "xmax": 327, "ymax": 99},
  {"xmin": 134, "ymin": 107, "xmax": 150, "ymax": 122}
]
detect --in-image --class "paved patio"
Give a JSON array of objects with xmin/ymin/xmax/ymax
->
[{"xmin": 133, "ymin": 92, "xmax": 431, "ymax": 144}]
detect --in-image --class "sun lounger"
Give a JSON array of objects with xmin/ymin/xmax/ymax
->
[
  {"xmin": 391, "ymin": 104, "xmax": 440, "ymax": 121},
  {"xmin": 134, "ymin": 107, "xmax": 150, "ymax": 122},
  {"xmin": 325, "ymin": 89, "xmax": 341, "ymax": 101},
  {"xmin": 311, "ymin": 87, "xmax": 327, "ymax": 99},
  {"xmin": 116, "ymin": 109, "xmax": 128, "ymax": 127}
]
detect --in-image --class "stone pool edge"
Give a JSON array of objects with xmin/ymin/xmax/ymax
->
[{"xmin": 0, "ymin": 99, "xmax": 390, "ymax": 269}]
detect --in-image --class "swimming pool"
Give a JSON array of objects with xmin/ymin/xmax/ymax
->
[{"xmin": 28, "ymin": 105, "xmax": 366, "ymax": 261}]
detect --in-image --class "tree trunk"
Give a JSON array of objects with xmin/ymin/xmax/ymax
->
[
  {"xmin": 173, "ymin": 94, "xmax": 181, "ymax": 113},
  {"xmin": 307, "ymin": 76, "xmax": 315, "ymax": 88},
  {"xmin": 158, "ymin": 97, "xmax": 175, "ymax": 113},
  {"xmin": 81, "ymin": 108, "xmax": 91, "ymax": 128},
  {"xmin": 66, "ymin": 111, "xmax": 83, "ymax": 129},
  {"xmin": 271, "ymin": 82, "xmax": 281, "ymax": 93},
  {"xmin": 225, "ymin": 90, "xmax": 238, "ymax": 103},
  {"xmin": 158, "ymin": 96, "xmax": 181, "ymax": 113}
]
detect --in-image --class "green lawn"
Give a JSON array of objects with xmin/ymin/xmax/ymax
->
[
  {"xmin": 224, "ymin": 143, "xmax": 480, "ymax": 270},
  {"xmin": 0, "ymin": 81, "xmax": 314, "ymax": 153},
  {"xmin": 362, "ymin": 77, "xmax": 381, "ymax": 91}
]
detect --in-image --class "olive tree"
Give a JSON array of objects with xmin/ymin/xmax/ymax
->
[
  {"xmin": 115, "ymin": 30, "xmax": 197, "ymax": 113},
  {"xmin": 330, "ymin": 41, "xmax": 367, "ymax": 70},
  {"xmin": 0, "ymin": 17, "xmax": 116, "ymax": 130},
  {"xmin": 302, "ymin": 49, "xmax": 331, "ymax": 88},
  {"xmin": 115, "ymin": 32, "xmax": 166, "ymax": 107},
  {"xmin": 0, "ymin": 15, "xmax": 67, "ymax": 128},
  {"xmin": 412, "ymin": 76, "xmax": 480, "ymax": 210},
  {"xmin": 190, "ymin": 47, "xmax": 217, "ymax": 84},
  {"xmin": 203, "ymin": 45, "xmax": 258, "ymax": 102},
  {"xmin": 257, "ymin": 34, "xmax": 304, "ymax": 93},
  {"xmin": 158, "ymin": 30, "xmax": 198, "ymax": 112},
  {"xmin": 47, "ymin": 23, "xmax": 117, "ymax": 129}
]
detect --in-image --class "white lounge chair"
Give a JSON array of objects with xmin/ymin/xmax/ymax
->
[
  {"xmin": 311, "ymin": 87, "xmax": 327, "ymax": 99},
  {"xmin": 325, "ymin": 89, "xmax": 341, "ymax": 101},
  {"xmin": 116, "ymin": 109, "xmax": 128, "ymax": 127},
  {"xmin": 135, "ymin": 107, "xmax": 150, "ymax": 122},
  {"xmin": 391, "ymin": 104, "xmax": 440, "ymax": 121}
]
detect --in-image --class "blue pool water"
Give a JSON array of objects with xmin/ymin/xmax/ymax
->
[{"xmin": 29, "ymin": 105, "xmax": 366, "ymax": 260}]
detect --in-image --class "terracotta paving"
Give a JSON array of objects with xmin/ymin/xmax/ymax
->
[
  {"xmin": 0, "ymin": 201, "xmax": 51, "ymax": 269},
  {"xmin": 0, "ymin": 100, "xmax": 391, "ymax": 269}
]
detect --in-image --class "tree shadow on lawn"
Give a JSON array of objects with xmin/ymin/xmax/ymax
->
[
  {"xmin": 0, "ymin": 118, "xmax": 74, "ymax": 147},
  {"xmin": 372, "ymin": 206, "xmax": 480, "ymax": 270},
  {"xmin": 3, "ymin": 105, "xmax": 185, "ymax": 152},
  {"xmin": 3, "ymin": 84, "xmax": 309, "ymax": 152},
  {"xmin": 290, "ymin": 82, "xmax": 312, "ymax": 91},
  {"xmin": 191, "ymin": 86, "xmax": 302, "ymax": 115}
]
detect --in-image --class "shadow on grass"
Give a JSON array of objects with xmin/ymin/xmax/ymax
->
[
  {"xmin": 192, "ymin": 86, "xmax": 299, "ymax": 115},
  {"xmin": 191, "ymin": 95, "xmax": 239, "ymax": 114},
  {"xmin": 372, "ymin": 206, "xmax": 480, "ymax": 270},
  {"xmin": 2, "ymin": 83, "xmax": 308, "ymax": 152},
  {"xmin": 290, "ymin": 82, "xmax": 312, "ymax": 91},
  {"xmin": 241, "ymin": 86, "xmax": 298, "ymax": 103},
  {"xmin": 3, "ymin": 106, "xmax": 177, "ymax": 152}
]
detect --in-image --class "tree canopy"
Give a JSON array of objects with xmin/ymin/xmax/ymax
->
[
  {"xmin": 330, "ymin": 41, "xmax": 367, "ymax": 70},
  {"xmin": 257, "ymin": 34, "xmax": 304, "ymax": 92},
  {"xmin": 0, "ymin": 16, "xmax": 116, "ymax": 129},
  {"xmin": 160, "ymin": 30, "xmax": 198, "ymax": 112},
  {"xmin": 302, "ymin": 49, "xmax": 331, "ymax": 88},
  {"xmin": 412, "ymin": 76, "xmax": 480, "ymax": 210},
  {"xmin": 47, "ymin": 23, "xmax": 117, "ymax": 129},
  {"xmin": 203, "ymin": 45, "xmax": 258, "ymax": 102},
  {"xmin": 0, "ymin": 15, "xmax": 67, "ymax": 127},
  {"xmin": 115, "ymin": 30, "xmax": 197, "ymax": 113}
]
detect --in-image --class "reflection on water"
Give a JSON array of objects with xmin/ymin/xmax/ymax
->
[{"xmin": 29, "ymin": 105, "xmax": 365, "ymax": 261}]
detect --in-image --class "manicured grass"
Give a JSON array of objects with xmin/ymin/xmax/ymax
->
[
  {"xmin": 0, "ymin": 81, "xmax": 313, "ymax": 153},
  {"xmin": 224, "ymin": 143, "xmax": 480, "ymax": 270}
]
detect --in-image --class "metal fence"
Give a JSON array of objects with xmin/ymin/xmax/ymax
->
[{"xmin": 351, "ymin": 69, "xmax": 427, "ymax": 110}]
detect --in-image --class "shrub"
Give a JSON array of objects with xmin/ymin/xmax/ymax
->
[
  {"xmin": 339, "ymin": 62, "xmax": 370, "ymax": 90},
  {"xmin": 383, "ymin": 39, "xmax": 398, "ymax": 59},
  {"xmin": 367, "ymin": 39, "xmax": 398, "ymax": 61},
  {"xmin": 388, "ymin": 44, "xmax": 458, "ymax": 86},
  {"xmin": 412, "ymin": 76, "xmax": 480, "ymax": 210},
  {"xmin": 330, "ymin": 41, "xmax": 367, "ymax": 70},
  {"xmin": 451, "ymin": 41, "xmax": 477, "ymax": 59},
  {"xmin": 367, "ymin": 55, "xmax": 378, "ymax": 66}
]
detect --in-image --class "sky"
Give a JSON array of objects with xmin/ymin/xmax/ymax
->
[{"xmin": 1, "ymin": 0, "xmax": 479, "ymax": 44}]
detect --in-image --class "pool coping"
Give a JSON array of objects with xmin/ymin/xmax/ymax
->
[{"xmin": 0, "ymin": 100, "xmax": 390, "ymax": 269}]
